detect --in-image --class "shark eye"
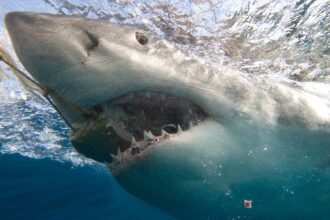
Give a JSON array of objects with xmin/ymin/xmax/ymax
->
[{"xmin": 135, "ymin": 32, "xmax": 148, "ymax": 45}]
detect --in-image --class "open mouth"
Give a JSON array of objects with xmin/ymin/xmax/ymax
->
[{"xmin": 92, "ymin": 91, "xmax": 209, "ymax": 164}]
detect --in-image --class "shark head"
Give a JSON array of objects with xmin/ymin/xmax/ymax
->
[{"xmin": 6, "ymin": 12, "xmax": 330, "ymax": 219}]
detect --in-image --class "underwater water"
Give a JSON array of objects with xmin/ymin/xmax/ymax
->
[
  {"xmin": 0, "ymin": 0, "xmax": 329, "ymax": 219},
  {"xmin": 0, "ymin": 154, "xmax": 171, "ymax": 220}
]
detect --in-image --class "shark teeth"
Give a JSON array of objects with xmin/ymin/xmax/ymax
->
[
  {"xmin": 161, "ymin": 129, "xmax": 167, "ymax": 136},
  {"xmin": 108, "ymin": 118, "xmax": 202, "ymax": 168},
  {"xmin": 131, "ymin": 136, "xmax": 138, "ymax": 145},
  {"xmin": 177, "ymin": 124, "xmax": 183, "ymax": 133},
  {"xmin": 110, "ymin": 153, "xmax": 118, "ymax": 161},
  {"xmin": 144, "ymin": 130, "xmax": 154, "ymax": 140},
  {"xmin": 121, "ymin": 124, "xmax": 190, "ymax": 159},
  {"xmin": 111, "ymin": 147, "xmax": 122, "ymax": 163}
]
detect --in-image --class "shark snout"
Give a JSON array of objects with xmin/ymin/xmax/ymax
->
[
  {"xmin": 5, "ymin": 12, "xmax": 89, "ymax": 93},
  {"xmin": 5, "ymin": 12, "xmax": 34, "ymax": 49},
  {"xmin": 5, "ymin": 12, "xmax": 64, "ymax": 50},
  {"xmin": 5, "ymin": 12, "xmax": 48, "ymax": 44},
  {"xmin": 6, "ymin": 11, "xmax": 37, "ymax": 27}
]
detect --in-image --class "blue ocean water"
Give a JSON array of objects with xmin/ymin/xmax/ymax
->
[{"xmin": 0, "ymin": 151, "xmax": 171, "ymax": 220}]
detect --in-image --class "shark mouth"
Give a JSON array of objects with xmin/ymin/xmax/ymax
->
[{"xmin": 92, "ymin": 91, "xmax": 209, "ymax": 165}]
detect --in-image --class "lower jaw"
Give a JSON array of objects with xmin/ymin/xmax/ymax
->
[{"xmin": 111, "ymin": 121, "xmax": 227, "ymax": 219}]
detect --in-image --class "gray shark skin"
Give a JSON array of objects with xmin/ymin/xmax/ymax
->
[{"xmin": 5, "ymin": 12, "xmax": 330, "ymax": 219}]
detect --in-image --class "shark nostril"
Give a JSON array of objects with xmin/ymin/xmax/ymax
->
[
  {"xmin": 84, "ymin": 30, "xmax": 99, "ymax": 52},
  {"xmin": 135, "ymin": 32, "xmax": 148, "ymax": 45}
]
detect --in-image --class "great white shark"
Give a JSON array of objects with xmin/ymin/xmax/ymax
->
[{"xmin": 4, "ymin": 12, "xmax": 330, "ymax": 219}]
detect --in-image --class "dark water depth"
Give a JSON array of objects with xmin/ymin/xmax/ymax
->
[{"xmin": 0, "ymin": 154, "xmax": 172, "ymax": 220}]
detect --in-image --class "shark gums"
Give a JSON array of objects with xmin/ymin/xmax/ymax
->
[{"xmin": 3, "ymin": 12, "xmax": 330, "ymax": 219}]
